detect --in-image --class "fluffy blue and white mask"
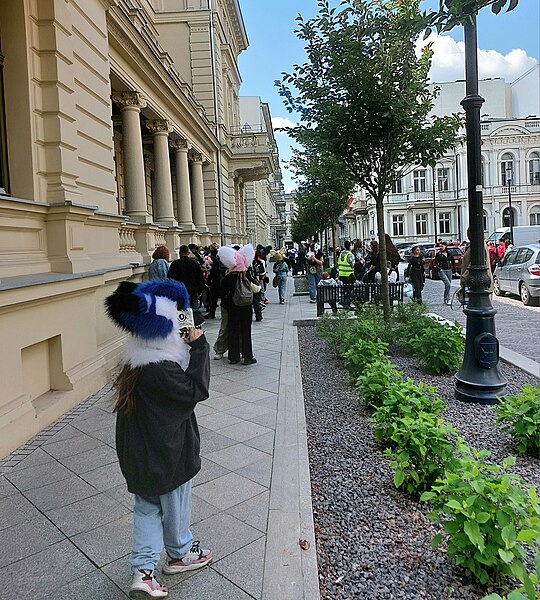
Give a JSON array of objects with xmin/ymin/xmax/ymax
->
[{"xmin": 105, "ymin": 280, "xmax": 192, "ymax": 370}]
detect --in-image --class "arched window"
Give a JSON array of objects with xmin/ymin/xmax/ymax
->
[
  {"xmin": 502, "ymin": 207, "xmax": 516, "ymax": 228},
  {"xmin": 530, "ymin": 206, "xmax": 540, "ymax": 226},
  {"xmin": 529, "ymin": 151, "xmax": 540, "ymax": 185},
  {"xmin": 501, "ymin": 153, "xmax": 514, "ymax": 186}
]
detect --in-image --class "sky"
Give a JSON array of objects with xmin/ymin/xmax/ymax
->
[{"xmin": 237, "ymin": 0, "xmax": 540, "ymax": 192}]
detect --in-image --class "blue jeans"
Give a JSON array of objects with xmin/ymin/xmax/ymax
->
[
  {"xmin": 278, "ymin": 274, "xmax": 287, "ymax": 301},
  {"xmin": 306, "ymin": 271, "xmax": 321, "ymax": 301},
  {"xmin": 131, "ymin": 480, "xmax": 193, "ymax": 572},
  {"xmin": 439, "ymin": 269, "xmax": 453, "ymax": 302}
]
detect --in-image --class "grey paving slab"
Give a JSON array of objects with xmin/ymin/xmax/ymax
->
[
  {"xmin": 44, "ymin": 492, "xmax": 130, "ymax": 537},
  {"xmin": 41, "ymin": 424, "xmax": 82, "ymax": 445},
  {"xmin": 193, "ymin": 457, "xmax": 231, "ymax": 487},
  {"xmin": 197, "ymin": 412, "xmax": 244, "ymax": 431},
  {"xmin": 215, "ymin": 421, "xmax": 273, "ymax": 443},
  {"xmin": 54, "ymin": 570, "xmax": 128, "ymax": 600},
  {"xmin": 7, "ymin": 447, "xmax": 55, "ymax": 472},
  {"xmin": 237, "ymin": 455, "xmax": 273, "ymax": 487},
  {"xmin": 193, "ymin": 472, "xmax": 267, "ymax": 510},
  {"xmin": 79, "ymin": 460, "xmax": 125, "ymax": 491},
  {"xmin": 0, "ymin": 492, "xmax": 42, "ymax": 531},
  {"xmin": 231, "ymin": 388, "xmax": 278, "ymax": 403},
  {"xmin": 244, "ymin": 431, "xmax": 275, "ymax": 454},
  {"xmin": 167, "ymin": 567, "xmax": 254, "ymax": 599},
  {"xmin": 199, "ymin": 430, "xmax": 239, "ymax": 455},
  {"xmin": 104, "ymin": 483, "xmax": 134, "ymax": 510},
  {"xmin": 204, "ymin": 443, "xmax": 268, "ymax": 471},
  {"xmin": 0, "ymin": 540, "xmax": 95, "ymax": 600},
  {"xmin": 247, "ymin": 412, "xmax": 277, "ymax": 431},
  {"xmin": 4, "ymin": 459, "xmax": 73, "ymax": 491},
  {"xmin": 58, "ymin": 443, "xmax": 118, "ymax": 474},
  {"xmin": 192, "ymin": 512, "xmax": 263, "ymax": 563},
  {"xmin": 0, "ymin": 476, "xmax": 20, "ymax": 499},
  {"xmin": 226, "ymin": 491, "xmax": 270, "ymax": 533},
  {"xmin": 192, "ymin": 493, "xmax": 222, "ymax": 524},
  {"xmin": 0, "ymin": 513, "xmax": 65, "ymax": 568},
  {"xmin": 213, "ymin": 536, "xmax": 266, "ymax": 599},
  {"xmin": 71, "ymin": 514, "xmax": 133, "ymax": 567},
  {"xmin": 209, "ymin": 381, "xmax": 252, "ymax": 396},
  {"xmin": 24, "ymin": 474, "xmax": 98, "ymax": 512},
  {"xmin": 226, "ymin": 403, "xmax": 273, "ymax": 420},
  {"xmin": 42, "ymin": 432, "xmax": 104, "ymax": 460},
  {"xmin": 205, "ymin": 396, "xmax": 249, "ymax": 412}
]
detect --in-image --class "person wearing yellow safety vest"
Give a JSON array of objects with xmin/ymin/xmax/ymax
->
[{"xmin": 337, "ymin": 240, "xmax": 356, "ymax": 284}]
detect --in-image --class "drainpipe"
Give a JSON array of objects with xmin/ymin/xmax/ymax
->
[{"xmin": 208, "ymin": 0, "xmax": 225, "ymax": 245}]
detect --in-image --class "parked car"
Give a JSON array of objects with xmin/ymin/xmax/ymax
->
[
  {"xmin": 493, "ymin": 243, "xmax": 540, "ymax": 306},
  {"xmin": 422, "ymin": 247, "xmax": 464, "ymax": 279}
]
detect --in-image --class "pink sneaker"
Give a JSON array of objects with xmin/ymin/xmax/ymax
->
[
  {"xmin": 129, "ymin": 569, "xmax": 168, "ymax": 598},
  {"xmin": 162, "ymin": 541, "xmax": 213, "ymax": 575}
]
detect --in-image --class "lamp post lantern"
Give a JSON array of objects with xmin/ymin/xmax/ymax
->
[
  {"xmin": 454, "ymin": 11, "xmax": 507, "ymax": 405},
  {"xmin": 505, "ymin": 167, "xmax": 514, "ymax": 244}
]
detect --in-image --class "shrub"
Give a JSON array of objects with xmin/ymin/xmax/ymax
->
[
  {"xmin": 386, "ymin": 414, "xmax": 458, "ymax": 497},
  {"xmin": 355, "ymin": 359, "xmax": 402, "ymax": 408},
  {"xmin": 392, "ymin": 299, "xmax": 428, "ymax": 325},
  {"xmin": 497, "ymin": 385, "xmax": 540, "ymax": 458},
  {"xmin": 421, "ymin": 444, "xmax": 540, "ymax": 587},
  {"xmin": 343, "ymin": 338, "xmax": 388, "ymax": 380},
  {"xmin": 394, "ymin": 314, "xmax": 434, "ymax": 352},
  {"xmin": 407, "ymin": 320, "xmax": 464, "ymax": 374},
  {"xmin": 483, "ymin": 555, "xmax": 540, "ymax": 600},
  {"xmin": 371, "ymin": 378, "xmax": 445, "ymax": 442},
  {"xmin": 315, "ymin": 311, "xmax": 356, "ymax": 356}
]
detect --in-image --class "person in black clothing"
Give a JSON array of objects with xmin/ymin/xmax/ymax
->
[
  {"xmin": 434, "ymin": 241, "xmax": 456, "ymax": 304},
  {"xmin": 404, "ymin": 245, "xmax": 425, "ymax": 302},
  {"xmin": 204, "ymin": 244, "xmax": 221, "ymax": 319},
  {"xmin": 105, "ymin": 279, "xmax": 212, "ymax": 599},
  {"xmin": 251, "ymin": 251, "xmax": 266, "ymax": 322},
  {"xmin": 168, "ymin": 245, "xmax": 206, "ymax": 324},
  {"xmin": 218, "ymin": 244, "xmax": 257, "ymax": 365}
]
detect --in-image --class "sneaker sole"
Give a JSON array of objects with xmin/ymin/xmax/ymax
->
[
  {"xmin": 129, "ymin": 589, "xmax": 168, "ymax": 599},
  {"xmin": 162, "ymin": 556, "xmax": 212, "ymax": 575}
]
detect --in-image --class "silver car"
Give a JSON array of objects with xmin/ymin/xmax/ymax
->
[{"xmin": 493, "ymin": 244, "xmax": 540, "ymax": 306}]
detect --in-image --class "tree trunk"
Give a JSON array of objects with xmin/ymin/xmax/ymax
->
[
  {"xmin": 332, "ymin": 224, "xmax": 338, "ymax": 266},
  {"xmin": 375, "ymin": 195, "xmax": 391, "ymax": 322}
]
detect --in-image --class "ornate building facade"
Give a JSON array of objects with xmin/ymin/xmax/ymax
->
[
  {"xmin": 0, "ymin": 0, "xmax": 278, "ymax": 456},
  {"xmin": 345, "ymin": 67, "xmax": 540, "ymax": 245}
]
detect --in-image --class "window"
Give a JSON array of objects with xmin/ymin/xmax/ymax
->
[
  {"xmin": 502, "ymin": 250, "xmax": 517, "ymax": 267},
  {"xmin": 439, "ymin": 212, "xmax": 451, "ymax": 235},
  {"xmin": 415, "ymin": 213, "xmax": 427, "ymax": 235},
  {"xmin": 437, "ymin": 168, "xmax": 449, "ymax": 191},
  {"xmin": 392, "ymin": 214, "xmax": 404, "ymax": 236},
  {"xmin": 530, "ymin": 208, "xmax": 540, "ymax": 226},
  {"xmin": 483, "ymin": 210, "xmax": 488, "ymax": 232},
  {"xmin": 502, "ymin": 207, "xmax": 515, "ymax": 228},
  {"xmin": 0, "ymin": 47, "xmax": 8, "ymax": 193},
  {"xmin": 413, "ymin": 169, "xmax": 427, "ymax": 192},
  {"xmin": 514, "ymin": 248, "xmax": 532, "ymax": 265},
  {"xmin": 289, "ymin": 204, "xmax": 294, "ymax": 212},
  {"xmin": 481, "ymin": 157, "xmax": 485, "ymax": 187},
  {"xmin": 529, "ymin": 151, "xmax": 540, "ymax": 185},
  {"xmin": 501, "ymin": 153, "xmax": 514, "ymax": 186},
  {"xmin": 392, "ymin": 179, "xmax": 402, "ymax": 194}
]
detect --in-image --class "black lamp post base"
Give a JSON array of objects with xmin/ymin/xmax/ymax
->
[{"xmin": 454, "ymin": 374, "xmax": 507, "ymax": 405}]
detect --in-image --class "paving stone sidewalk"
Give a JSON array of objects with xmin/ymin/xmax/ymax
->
[{"xmin": 0, "ymin": 278, "xmax": 320, "ymax": 600}]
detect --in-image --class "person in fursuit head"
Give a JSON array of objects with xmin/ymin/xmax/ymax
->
[
  {"xmin": 272, "ymin": 248, "xmax": 289, "ymax": 304},
  {"xmin": 105, "ymin": 279, "xmax": 212, "ymax": 599},
  {"xmin": 218, "ymin": 244, "xmax": 258, "ymax": 365}
]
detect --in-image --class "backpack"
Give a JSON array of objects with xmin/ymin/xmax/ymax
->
[{"xmin": 232, "ymin": 274, "xmax": 253, "ymax": 306}]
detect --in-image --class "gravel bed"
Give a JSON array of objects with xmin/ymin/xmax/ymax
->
[{"xmin": 299, "ymin": 326, "xmax": 539, "ymax": 600}]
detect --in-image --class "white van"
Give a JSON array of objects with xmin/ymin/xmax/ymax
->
[{"xmin": 487, "ymin": 226, "xmax": 540, "ymax": 246}]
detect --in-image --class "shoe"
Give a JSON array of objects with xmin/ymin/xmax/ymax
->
[
  {"xmin": 243, "ymin": 358, "xmax": 257, "ymax": 365},
  {"xmin": 204, "ymin": 314, "xmax": 215, "ymax": 319},
  {"xmin": 309, "ymin": 299, "xmax": 317, "ymax": 304},
  {"xmin": 229, "ymin": 359, "xmax": 240, "ymax": 364},
  {"xmin": 255, "ymin": 317, "xmax": 263, "ymax": 322},
  {"xmin": 444, "ymin": 300, "xmax": 451, "ymax": 305},
  {"xmin": 260, "ymin": 304, "xmax": 266, "ymax": 311},
  {"xmin": 264, "ymin": 299, "xmax": 270, "ymax": 305},
  {"xmin": 213, "ymin": 353, "xmax": 224, "ymax": 360},
  {"xmin": 279, "ymin": 299, "xmax": 285, "ymax": 304},
  {"xmin": 162, "ymin": 541, "xmax": 213, "ymax": 575},
  {"xmin": 130, "ymin": 569, "xmax": 168, "ymax": 598}
]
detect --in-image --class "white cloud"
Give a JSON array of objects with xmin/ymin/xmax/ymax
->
[
  {"xmin": 272, "ymin": 116, "xmax": 297, "ymax": 133},
  {"xmin": 418, "ymin": 32, "xmax": 538, "ymax": 83}
]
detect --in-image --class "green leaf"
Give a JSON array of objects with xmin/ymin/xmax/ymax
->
[
  {"xmin": 393, "ymin": 469, "xmax": 405, "ymax": 488},
  {"xmin": 464, "ymin": 520, "xmax": 485, "ymax": 551},
  {"xmin": 502, "ymin": 524, "xmax": 517, "ymax": 547},
  {"xmin": 476, "ymin": 512, "xmax": 491, "ymax": 524},
  {"xmin": 431, "ymin": 533, "xmax": 443, "ymax": 549},
  {"xmin": 516, "ymin": 529, "xmax": 538, "ymax": 543},
  {"xmin": 498, "ymin": 548, "xmax": 514, "ymax": 563},
  {"xmin": 446, "ymin": 499, "xmax": 462, "ymax": 510}
]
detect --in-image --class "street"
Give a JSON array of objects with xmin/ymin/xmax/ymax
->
[{"xmin": 420, "ymin": 275, "xmax": 540, "ymax": 364}]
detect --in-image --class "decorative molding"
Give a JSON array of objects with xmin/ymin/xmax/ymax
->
[
  {"xmin": 146, "ymin": 119, "xmax": 173, "ymax": 134},
  {"xmin": 170, "ymin": 138, "xmax": 190, "ymax": 151},
  {"xmin": 111, "ymin": 91, "xmax": 147, "ymax": 109},
  {"xmin": 189, "ymin": 152, "xmax": 203, "ymax": 163}
]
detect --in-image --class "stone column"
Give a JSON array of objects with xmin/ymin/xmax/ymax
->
[
  {"xmin": 171, "ymin": 138, "xmax": 194, "ymax": 230},
  {"xmin": 146, "ymin": 119, "xmax": 176, "ymax": 226},
  {"xmin": 190, "ymin": 152, "xmax": 208, "ymax": 231},
  {"xmin": 112, "ymin": 91, "xmax": 149, "ymax": 222}
]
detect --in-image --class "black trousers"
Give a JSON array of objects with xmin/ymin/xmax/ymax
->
[
  {"xmin": 410, "ymin": 271, "xmax": 424, "ymax": 301},
  {"xmin": 252, "ymin": 292, "xmax": 263, "ymax": 321},
  {"xmin": 227, "ymin": 304, "xmax": 254, "ymax": 361}
]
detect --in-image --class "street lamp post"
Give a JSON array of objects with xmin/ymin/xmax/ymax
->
[
  {"xmin": 506, "ymin": 167, "xmax": 514, "ymax": 244},
  {"xmin": 454, "ymin": 11, "xmax": 507, "ymax": 405},
  {"xmin": 432, "ymin": 165, "xmax": 438, "ymax": 244}
]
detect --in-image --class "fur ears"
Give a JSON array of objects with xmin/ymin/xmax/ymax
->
[
  {"xmin": 105, "ymin": 279, "xmax": 190, "ymax": 340},
  {"xmin": 218, "ymin": 244, "xmax": 255, "ymax": 270}
]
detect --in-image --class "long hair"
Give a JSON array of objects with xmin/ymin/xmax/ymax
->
[{"xmin": 113, "ymin": 364, "xmax": 143, "ymax": 417}]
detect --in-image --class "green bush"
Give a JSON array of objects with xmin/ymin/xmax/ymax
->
[
  {"xmin": 343, "ymin": 338, "xmax": 388, "ymax": 380},
  {"xmin": 392, "ymin": 299, "xmax": 428, "ymax": 325},
  {"xmin": 394, "ymin": 314, "xmax": 434, "ymax": 352},
  {"xmin": 483, "ymin": 555, "xmax": 540, "ymax": 600},
  {"xmin": 315, "ymin": 312, "xmax": 356, "ymax": 356},
  {"xmin": 386, "ymin": 414, "xmax": 458, "ymax": 497},
  {"xmin": 355, "ymin": 359, "xmax": 402, "ymax": 408},
  {"xmin": 421, "ymin": 443, "xmax": 540, "ymax": 587},
  {"xmin": 407, "ymin": 320, "xmax": 464, "ymax": 374},
  {"xmin": 371, "ymin": 378, "xmax": 445, "ymax": 442},
  {"xmin": 497, "ymin": 385, "xmax": 540, "ymax": 458}
]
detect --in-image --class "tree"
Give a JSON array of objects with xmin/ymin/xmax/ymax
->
[
  {"xmin": 425, "ymin": 0, "xmax": 519, "ymax": 34},
  {"xmin": 289, "ymin": 146, "xmax": 356, "ymax": 245},
  {"xmin": 279, "ymin": 0, "xmax": 461, "ymax": 321}
]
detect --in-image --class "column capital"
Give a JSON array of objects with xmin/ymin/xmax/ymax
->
[
  {"xmin": 189, "ymin": 151, "xmax": 204, "ymax": 163},
  {"xmin": 146, "ymin": 119, "xmax": 173, "ymax": 135},
  {"xmin": 112, "ymin": 91, "xmax": 147, "ymax": 110},
  {"xmin": 170, "ymin": 137, "xmax": 190, "ymax": 151}
]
